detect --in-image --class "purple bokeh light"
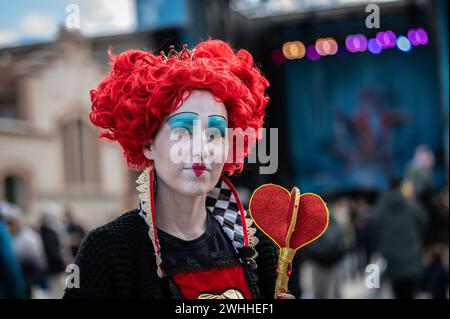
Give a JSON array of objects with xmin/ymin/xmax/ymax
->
[
  {"xmin": 376, "ymin": 31, "xmax": 396, "ymax": 49},
  {"xmin": 408, "ymin": 28, "xmax": 429, "ymax": 46},
  {"xmin": 345, "ymin": 34, "xmax": 368, "ymax": 53},
  {"xmin": 306, "ymin": 45, "xmax": 320, "ymax": 61},
  {"xmin": 368, "ymin": 38, "xmax": 383, "ymax": 54}
]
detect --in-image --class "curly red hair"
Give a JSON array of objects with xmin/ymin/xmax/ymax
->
[{"xmin": 90, "ymin": 39, "xmax": 270, "ymax": 174}]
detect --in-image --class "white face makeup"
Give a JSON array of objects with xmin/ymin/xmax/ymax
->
[{"xmin": 143, "ymin": 90, "xmax": 230, "ymax": 196}]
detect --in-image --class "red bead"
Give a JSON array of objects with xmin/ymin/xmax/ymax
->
[{"xmin": 287, "ymin": 263, "xmax": 292, "ymax": 277}]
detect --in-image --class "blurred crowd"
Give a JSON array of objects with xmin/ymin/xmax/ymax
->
[
  {"xmin": 290, "ymin": 145, "xmax": 449, "ymax": 299},
  {"xmin": 0, "ymin": 145, "xmax": 448, "ymax": 299},
  {"xmin": 0, "ymin": 203, "xmax": 85, "ymax": 299}
]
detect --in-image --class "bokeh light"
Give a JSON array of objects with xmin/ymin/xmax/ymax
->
[
  {"xmin": 345, "ymin": 34, "xmax": 368, "ymax": 53},
  {"xmin": 376, "ymin": 31, "xmax": 396, "ymax": 49},
  {"xmin": 408, "ymin": 28, "xmax": 429, "ymax": 46},
  {"xmin": 397, "ymin": 35, "xmax": 412, "ymax": 52},
  {"xmin": 368, "ymin": 38, "xmax": 383, "ymax": 54},
  {"xmin": 415, "ymin": 28, "xmax": 429, "ymax": 45},
  {"xmin": 280, "ymin": 28, "xmax": 427, "ymax": 62},
  {"xmin": 282, "ymin": 41, "xmax": 306, "ymax": 59},
  {"xmin": 315, "ymin": 37, "xmax": 338, "ymax": 56},
  {"xmin": 306, "ymin": 44, "xmax": 320, "ymax": 61}
]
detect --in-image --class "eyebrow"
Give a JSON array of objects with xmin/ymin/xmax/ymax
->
[
  {"xmin": 166, "ymin": 111, "xmax": 199, "ymax": 123},
  {"xmin": 207, "ymin": 115, "xmax": 227, "ymax": 122},
  {"xmin": 166, "ymin": 112, "xmax": 227, "ymax": 123},
  {"xmin": 207, "ymin": 116, "xmax": 228, "ymax": 126}
]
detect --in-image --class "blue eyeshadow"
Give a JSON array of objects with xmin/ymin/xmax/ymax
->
[
  {"xmin": 167, "ymin": 113, "xmax": 198, "ymax": 133},
  {"xmin": 207, "ymin": 116, "xmax": 227, "ymax": 137}
]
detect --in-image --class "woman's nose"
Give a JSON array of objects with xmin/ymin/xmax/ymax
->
[{"xmin": 191, "ymin": 120, "xmax": 207, "ymax": 162}]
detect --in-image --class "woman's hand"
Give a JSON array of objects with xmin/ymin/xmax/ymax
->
[{"xmin": 274, "ymin": 293, "xmax": 295, "ymax": 299}]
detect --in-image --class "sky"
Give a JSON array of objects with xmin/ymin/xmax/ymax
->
[{"xmin": 0, "ymin": 0, "xmax": 136, "ymax": 48}]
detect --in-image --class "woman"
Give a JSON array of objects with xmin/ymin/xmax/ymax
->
[{"xmin": 63, "ymin": 39, "xmax": 294, "ymax": 299}]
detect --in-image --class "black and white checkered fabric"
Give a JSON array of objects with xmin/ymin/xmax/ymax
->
[
  {"xmin": 138, "ymin": 200, "xmax": 147, "ymax": 220},
  {"xmin": 205, "ymin": 178, "xmax": 246, "ymax": 252},
  {"xmin": 139, "ymin": 177, "xmax": 247, "ymax": 253}
]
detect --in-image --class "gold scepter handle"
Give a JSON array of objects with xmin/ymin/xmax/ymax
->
[
  {"xmin": 275, "ymin": 187, "xmax": 300, "ymax": 295},
  {"xmin": 275, "ymin": 247, "xmax": 296, "ymax": 294}
]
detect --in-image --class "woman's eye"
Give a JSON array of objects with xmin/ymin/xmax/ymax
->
[
  {"xmin": 172, "ymin": 127, "xmax": 191, "ymax": 139},
  {"xmin": 205, "ymin": 128, "xmax": 224, "ymax": 141}
]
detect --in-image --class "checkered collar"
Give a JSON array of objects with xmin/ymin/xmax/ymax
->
[{"xmin": 139, "ymin": 175, "xmax": 252, "ymax": 252}]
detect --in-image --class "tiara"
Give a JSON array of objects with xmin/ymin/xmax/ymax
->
[{"xmin": 160, "ymin": 44, "xmax": 195, "ymax": 63}]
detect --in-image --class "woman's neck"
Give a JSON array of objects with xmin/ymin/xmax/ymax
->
[{"xmin": 154, "ymin": 177, "xmax": 207, "ymax": 241}]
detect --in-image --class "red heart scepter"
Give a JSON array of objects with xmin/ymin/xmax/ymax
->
[{"xmin": 248, "ymin": 184, "xmax": 329, "ymax": 294}]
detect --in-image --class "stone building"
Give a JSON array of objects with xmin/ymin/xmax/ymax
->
[{"xmin": 0, "ymin": 28, "xmax": 151, "ymax": 228}]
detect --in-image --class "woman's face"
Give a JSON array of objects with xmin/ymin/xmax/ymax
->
[{"xmin": 144, "ymin": 90, "xmax": 230, "ymax": 196}]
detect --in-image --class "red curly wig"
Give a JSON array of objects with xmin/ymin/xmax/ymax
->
[{"xmin": 90, "ymin": 39, "xmax": 270, "ymax": 175}]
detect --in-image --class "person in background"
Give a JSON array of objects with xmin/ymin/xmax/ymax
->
[
  {"xmin": 0, "ymin": 201, "xmax": 26, "ymax": 299},
  {"xmin": 2, "ymin": 204, "xmax": 47, "ymax": 298},
  {"xmin": 40, "ymin": 211, "xmax": 66, "ymax": 275},
  {"xmin": 332, "ymin": 196, "xmax": 356, "ymax": 281},
  {"xmin": 420, "ymin": 186, "xmax": 449, "ymax": 248},
  {"xmin": 39, "ymin": 209, "xmax": 69, "ymax": 298},
  {"xmin": 303, "ymin": 197, "xmax": 348, "ymax": 299},
  {"xmin": 417, "ymin": 185, "xmax": 449, "ymax": 299},
  {"xmin": 63, "ymin": 208, "xmax": 86, "ymax": 259},
  {"xmin": 351, "ymin": 196, "xmax": 375, "ymax": 274},
  {"xmin": 373, "ymin": 176, "xmax": 428, "ymax": 299},
  {"xmin": 404, "ymin": 145, "xmax": 435, "ymax": 199},
  {"xmin": 419, "ymin": 244, "xmax": 448, "ymax": 299}
]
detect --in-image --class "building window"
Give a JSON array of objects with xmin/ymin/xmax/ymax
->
[
  {"xmin": 0, "ymin": 101, "xmax": 18, "ymax": 119},
  {"xmin": 0, "ymin": 63, "xmax": 26, "ymax": 120},
  {"xmin": 4, "ymin": 174, "xmax": 26, "ymax": 211},
  {"xmin": 62, "ymin": 117, "xmax": 100, "ymax": 188}
]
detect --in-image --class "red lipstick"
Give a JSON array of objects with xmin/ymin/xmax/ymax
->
[{"xmin": 192, "ymin": 163, "xmax": 207, "ymax": 177}]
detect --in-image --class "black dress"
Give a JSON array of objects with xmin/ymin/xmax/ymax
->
[{"xmin": 63, "ymin": 209, "xmax": 278, "ymax": 299}]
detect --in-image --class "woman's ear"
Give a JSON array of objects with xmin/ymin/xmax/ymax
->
[{"xmin": 143, "ymin": 140, "xmax": 154, "ymax": 160}]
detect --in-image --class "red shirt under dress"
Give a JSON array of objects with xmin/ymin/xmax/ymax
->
[{"xmin": 157, "ymin": 212, "xmax": 254, "ymax": 299}]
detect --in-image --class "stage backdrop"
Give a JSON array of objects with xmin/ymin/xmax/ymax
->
[{"xmin": 282, "ymin": 17, "xmax": 445, "ymax": 193}]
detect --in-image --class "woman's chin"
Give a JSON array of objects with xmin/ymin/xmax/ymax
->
[
  {"xmin": 176, "ymin": 183, "xmax": 211, "ymax": 196},
  {"xmin": 175, "ymin": 171, "xmax": 218, "ymax": 195}
]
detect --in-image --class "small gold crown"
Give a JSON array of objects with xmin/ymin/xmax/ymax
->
[{"xmin": 160, "ymin": 44, "xmax": 195, "ymax": 63}]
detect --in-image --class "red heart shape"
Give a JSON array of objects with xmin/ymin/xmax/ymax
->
[{"xmin": 249, "ymin": 184, "xmax": 329, "ymax": 250}]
